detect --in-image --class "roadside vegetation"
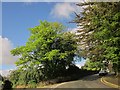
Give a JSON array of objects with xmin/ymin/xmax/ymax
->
[
  {"xmin": 2, "ymin": 1, "xmax": 120, "ymax": 89},
  {"xmin": 9, "ymin": 68, "xmax": 98, "ymax": 88}
]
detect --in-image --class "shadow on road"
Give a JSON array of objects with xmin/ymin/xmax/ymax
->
[{"xmin": 81, "ymin": 74, "xmax": 102, "ymax": 81}]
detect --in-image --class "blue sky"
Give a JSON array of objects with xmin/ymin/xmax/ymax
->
[
  {"xmin": 2, "ymin": 2, "xmax": 76, "ymax": 47},
  {"xmin": 1, "ymin": 2, "xmax": 86, "ymax": 75}
]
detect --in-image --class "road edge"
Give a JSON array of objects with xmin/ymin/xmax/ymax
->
[{"xmin": 101, "ymin": 77, "xmax": 120, "ymax": 88}]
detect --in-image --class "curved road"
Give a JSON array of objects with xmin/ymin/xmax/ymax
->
[{"xmin": 54, "ymin": 74, "xmax": 118, "ymax": 89}]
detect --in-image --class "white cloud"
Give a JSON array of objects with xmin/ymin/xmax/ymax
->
[
  {"xmin": 0, "ymin": 70, "xmax": 10, "ymax": 76},
  {"xmin": 0, "ymin": 69, "xmax": 16, "ymax": 76},
  {"xmin": 50, "ymin": 3, "xmax": 78, "ymax": 19},
  {"xmin": 0, "ymin": 36, "xmax": 18, "ymax": 65}
]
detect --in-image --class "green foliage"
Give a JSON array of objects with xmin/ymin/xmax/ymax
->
[
  {"xmin": 74, "ymin": 2, "xmax": 120, "ymax": 72},
  {"xmin": 27, "ymin": 80, "xmax": 37, "ymax": 88},
  {"xmin": 9, "ymin": 70, "xmax": 20, "ymax": 86},
  {"xmin": 9, "ymin": 67, "xmax": 44, "ymax": 87},
  {"xmin": 83, "ymin": 59, "xmax": 102, "ymax": 70},
  {"xmin": 10, "ymin": 21, "xmax": 77, "ymax": 86}
]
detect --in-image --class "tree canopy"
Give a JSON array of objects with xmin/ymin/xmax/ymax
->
[
  {"xmin": 10, "ymin": 21, "xmax": 77, "ymax": 85},
  {"xmin": 74, "ymin": 2, "xmax": 120, "ymax": 73}
]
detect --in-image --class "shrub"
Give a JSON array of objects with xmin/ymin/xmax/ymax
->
[{"xmin": 27, "ymin": 80, "xmax": 37, "ymax": 88}]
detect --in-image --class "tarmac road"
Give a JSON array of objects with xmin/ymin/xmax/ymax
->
[{"xmin": 54, "ymin": 74, "xmax": 119, "ymax": 90}]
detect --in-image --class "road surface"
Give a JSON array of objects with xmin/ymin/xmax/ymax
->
[{"xmin": 54, "ymin": 74, "xmax": 118, "ymax": 89}]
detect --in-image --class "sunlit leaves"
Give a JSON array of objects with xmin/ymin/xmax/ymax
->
[
  {"xmin": 10, "ymin": 21, "xmax": 77, "ymax": 85},
  {"xmin": 44, "ymin": 50, "xmax": 60, "ymax": 61}
]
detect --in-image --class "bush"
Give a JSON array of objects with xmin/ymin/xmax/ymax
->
[{"xmin": 27, "ymin": 80, "xmax": 37, "ymax": 88}]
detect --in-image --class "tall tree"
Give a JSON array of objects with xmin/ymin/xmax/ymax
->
[
  {"xmin": 74, "ymin": 2, "xmax": 120, "ymax": 73},
  {"xmin": 10, "ymin": 21, "xmax": 77, "ymax": 83}
]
